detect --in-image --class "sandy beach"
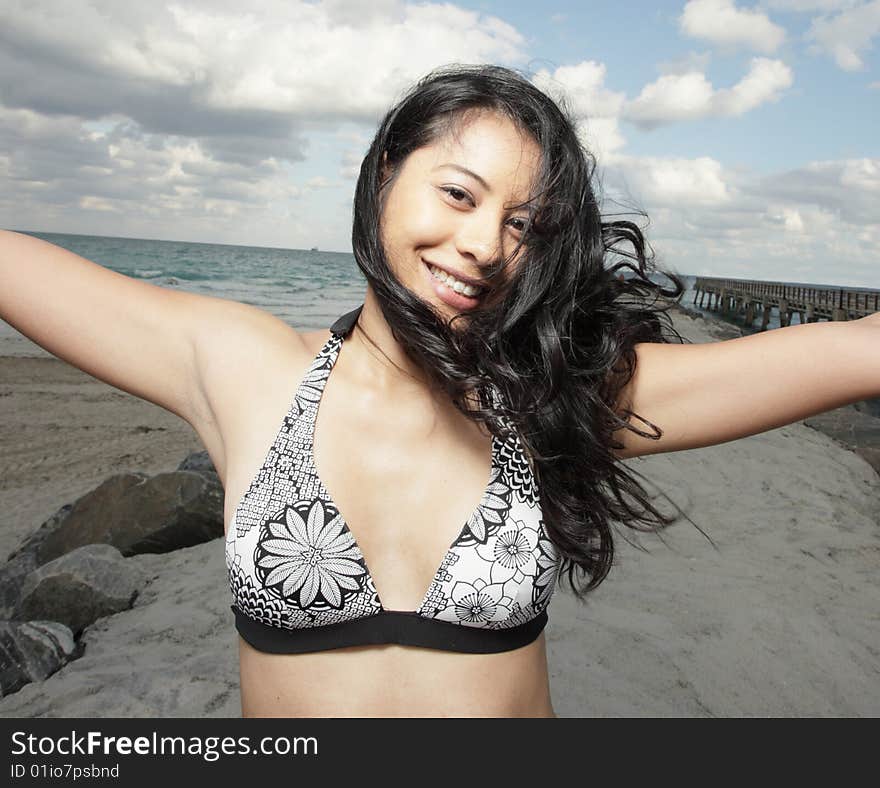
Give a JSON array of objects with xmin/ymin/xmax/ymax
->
[{"xmin": 0, "ymin": 306, "xmax": 878, "ymax": 717}]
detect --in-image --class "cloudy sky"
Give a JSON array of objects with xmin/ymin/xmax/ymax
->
[{"xmin": 1, "ymin": 0, "xmax": 877, "ymax": 286}]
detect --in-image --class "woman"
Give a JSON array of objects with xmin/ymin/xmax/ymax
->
[{"xmin": 1, "ymin": 65, "xmax": 877, "ymax": 718}]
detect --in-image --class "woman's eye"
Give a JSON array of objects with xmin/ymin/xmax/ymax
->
[
  {"xmin": 438, "ymin": 185, "xmax": 527, "ymax": 235},
  {"xmin": 441, "ymin": 186, "xmax": 471, "ymax": 203}
]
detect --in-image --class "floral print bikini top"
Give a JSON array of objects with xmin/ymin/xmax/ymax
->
[{"xmin": 225, "ymin": 305, "xmax": 561, "ymax": 654}]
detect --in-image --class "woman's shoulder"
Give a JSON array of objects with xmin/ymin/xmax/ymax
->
[
  {"xmin": 192, "ymin": 296, "xmax": 333, "ymax": 373},
  {"xmin": 185, "ymin": 297, "xmax": 332, "ymax": 478}
]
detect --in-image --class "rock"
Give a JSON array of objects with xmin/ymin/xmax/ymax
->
[
  {"xmin": 0, "ymin": 540, "xmax": 241, "ymax": 717},
  {"xmin": 36, "ymin": 470, "xmax": 224, "ymax": 563},
  {"xmin": 853, "ymin": 398, "xmax": 880, "ymax": 420},
  {"xmin": 665, "ymin": 303, "xmax": 744, "ymax": 341},
  {"xmin": 1, "ymin": 504, "xmax": 75, "ymax": 617},
  {"xmin": 803, "ymin": 404, "xmax": 880, "ymax": 478},
  {"xmin": 5, "ymin": 503, "xmax": 73, "ymax": 563},
  {"xmin": 14, "ymin": 544, "xmax": 145, "ymax": 635},
  {"xmin": 0, "ymin": 551, "xmax": 38, "ymax": 619},
  {"xmin": 853, "ymin": 447, "xmax": 880, "ymax": 476},
  {"xmin": 0, "ymin": 621, "xmax": 79, "ymax": 697},
  {"xmin": 177, "ymin": 450, "xmax": 220, "ymax": 483}
]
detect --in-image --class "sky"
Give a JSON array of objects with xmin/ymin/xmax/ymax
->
[{"xmin": 0, "ymin": 0, "xmax": 878, "ymax": 287}]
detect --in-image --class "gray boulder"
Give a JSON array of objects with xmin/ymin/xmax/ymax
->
[
  {"xmin": 0, "ymin": 621, "xmax": 78, "ymax": 697},
  {"xmin": 0, "ymin": 551, "xmax": 38, "ymax": 620},
  {"xmin": 5, "ymin": 503, "xmax": 73, "ymax": 563},
  {"xmin": 1, "ymin": 504, "xmax": 74, "ymax": 617},
  {"xmin": 177, "ymin": 450, "xmax": 221, "ymax": 483},
  {"xmin": 15, "ymin": 544, "xmax": 145, "ymax": 635},
  {"xmin": 36, "ymin": 470, "xmax": 224, "ymax": 563},
  {"xmin": 853, "ymin": 397, "xmax": 880, "ymax": 420}
]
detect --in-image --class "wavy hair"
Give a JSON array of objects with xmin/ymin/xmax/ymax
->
[{"xmin": 350, "ymin": 63, "xmax": 697, "ymax": 600}]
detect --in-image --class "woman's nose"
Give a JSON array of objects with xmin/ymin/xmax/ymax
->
[{"xmin": 454, "ymin": 219, "xmax": 500, "ymax": 265}]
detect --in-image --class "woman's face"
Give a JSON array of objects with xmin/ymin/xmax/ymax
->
[{"xmin": 379, "ymin": 110, "xmax": 542, "ymax": 318}]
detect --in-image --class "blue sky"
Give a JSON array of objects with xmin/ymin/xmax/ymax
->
[{"xmin": 0, "ymin": 0, "xmax": 877, "ymax": 286}]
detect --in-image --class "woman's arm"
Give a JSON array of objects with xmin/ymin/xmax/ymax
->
[
  {"xmin": 612, "ymin": 313, "xmax": 880, "ymax": 460},
  {"xmin": 0, "ymin": 230, "xmax": 275, "ymax": 430},
  {"xmin": 0, "ymin": 228, "xmax": 310, "ymax": 493},
  {"xmin": 0, "ymin": 229, "xmax": 213, "ymax": 427}
]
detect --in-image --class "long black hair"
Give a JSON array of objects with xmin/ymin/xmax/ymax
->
[{"xmin": 351, "ymin": 63, "xmax": 694, "ymax": 600}]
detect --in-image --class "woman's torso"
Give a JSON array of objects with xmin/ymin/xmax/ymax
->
[{"xmin": 210, "ymin": 310, "xmax": 556, "ymax": 717}]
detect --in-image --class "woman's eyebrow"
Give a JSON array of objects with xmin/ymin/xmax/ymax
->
[{"xmin": 432, "ymin": 163, "xmax": 491, "ymax": 192}]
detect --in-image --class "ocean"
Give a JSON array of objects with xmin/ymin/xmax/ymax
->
[
  {"xmin": 1, "ymin": 231, "xmax": 367, "ymax": 357},
  {"xmin": 1, "ymin": 230, "xmax": 876, "ymax": 356}
]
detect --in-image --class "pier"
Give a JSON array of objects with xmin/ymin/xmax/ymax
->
[{"xmin": 692, "ymin": 277, "xmax": 879, "ymax": 330}]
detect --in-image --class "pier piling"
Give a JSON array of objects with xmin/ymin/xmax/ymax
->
[{"xmin": 692, "ymin": 277, "xmax": 878, "ymax": 331}]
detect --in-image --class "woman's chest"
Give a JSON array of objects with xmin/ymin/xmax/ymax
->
[
  {"xmin": 223, "ymin": 332, "xmax": 500, "ymax": 612},
  {"xmin": 221, "ymin": 324, "xmax": 557, "ymax": 646}
]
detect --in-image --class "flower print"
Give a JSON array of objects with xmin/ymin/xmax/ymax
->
[
  {"xmin": 294, "ymin": 349, "xmax": 335, "ymax": 414},
  {"xmin": 475, "ymin": 519, "xmax": 539, "ymax": 583},
  {"xmin": 497, "ymin": 436, "xmax": 537, "ymax": 504},
  {"xmin": 532, "ymin": 530, "xmax": 560, "ymax": 612},
  {"xmin": 460, "ymin": 464, "xmax": 512, "ymax": 544},
  {"xmin": 255, "ymin": 499, "xmax": 367, "ymax": 610},
  {"xmin": 450, "ymin": 580, "xmax": 511, "ymax": 624},
  {"xmin": 498, "ymin": 602, "xmax": 538, "ymax": 630}
]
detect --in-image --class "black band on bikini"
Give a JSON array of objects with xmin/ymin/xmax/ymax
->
[{"xmin": 230, "ymin": 604, "xmax": 548, "ymax": 655}]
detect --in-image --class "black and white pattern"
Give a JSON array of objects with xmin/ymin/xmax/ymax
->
[{"xmin": 225, "ymin": 327, "xmax": 560, "ymax": 634}]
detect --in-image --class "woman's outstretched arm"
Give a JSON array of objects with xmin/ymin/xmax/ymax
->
[
  {"xmin": 611, "ymin": 312, "xmax": 880, "ymax": 460},
  {"xmin": 0, "ymin": 229, "xmax": 309, "ymax": 491},
  {"xmin": 0, "ymin": 228, "xmax": 271, "ymax": 443},
  {"xmin": 0, "ymin": 229, "xmax": 210, "ymax": 424}
]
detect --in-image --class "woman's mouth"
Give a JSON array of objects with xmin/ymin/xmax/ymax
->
[{"xmin": 422, "ymin": 259, "xmax": 486, "ymax": 310}]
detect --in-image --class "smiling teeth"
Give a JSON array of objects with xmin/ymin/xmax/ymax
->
[{"xmin": 428, "ymin": 264, "xmax": 482, "ymax": 297}]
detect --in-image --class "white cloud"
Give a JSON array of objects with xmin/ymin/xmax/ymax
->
[
  {"xmin": 592, "ymin": 148, "xmax": 879, "ymax": 286},
  {"xmin": 749, "ymin": 158, "xmax": 880, "ymax": 223},
  {"xmin": 802, "ymin": 0, "xmax": 880, "ymax": 70},
  {"xmin": 0, "ymin": 0, "xmax": 525, "ymax": 132},
  {"xmin": 606, "ymin": 155, "xmax": 734, "ymax": 207},
  {"xmin": 305, "ymin": 176, "xmax": 333, "ymax": 190},
  {"xmin": 340, "ymin": 148, "xmax": 367, "ymax": 180},
  {"xmin": 532, "ymin": 62, "xmax": 628, "ymax": 160},
  {"xmin": 656, "ymin": 50, "xmax": 713, "ymax": 75},
  {"xmin": 0, "ymin": 1, "xmax": 876, "ymax": 285},
  {"xmin": 78, "ymin": 195, "xmax": 121, "ymax": 213},
  {"xmin": 0, "ymin": 103, "xmax": 306, "ymax": 245},
  {"xmin": 777, "ymin": 205, "xmax": 805, "ymax": 231},
  {"xmin": 623, "ymin": 57, "xmax": 793, "ymax": 129},
  {"xmin": 680, "ymin": 0, "xmax": 787, "ymax": 52},
  {"xmin": 0, "ymin": 0, "xmax": 527, "ymax": 249}
]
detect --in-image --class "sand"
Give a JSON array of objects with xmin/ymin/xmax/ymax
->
[{"xmin": 0, "ymin": 308, "xmax": 878, "ymax": 717}]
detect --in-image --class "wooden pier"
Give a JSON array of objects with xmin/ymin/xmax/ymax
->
[{"xmin": 692, "ymin": 277, "xmax": 879, "ymax": 330}]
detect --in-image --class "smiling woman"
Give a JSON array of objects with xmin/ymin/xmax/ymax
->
[
  {"xmin": 0, "ymin": 64, "xmax": 690, "ymax": 719},
  {"xmin": 2, "ymin": 63, "xmax": 876, "ymax": 720},
  {"xmin": 216, "ymin": 64, "xmax": 698, "ymax": 717},
  {"xmin": 379, "ymin": 111, "xmax": 540, "ymax": 312},
  {"xmin": 346, "ymin": 64, "xmax": 692, "ymax": 600}
]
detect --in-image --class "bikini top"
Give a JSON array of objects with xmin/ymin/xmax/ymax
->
[{"xmin": 225, "ymin": 304, "xmax": 560, "ymax": 654}]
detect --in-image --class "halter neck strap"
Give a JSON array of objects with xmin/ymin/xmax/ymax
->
[{"xmin": 329, "ymin": 304, "xmax": 364, "ymax": 338}]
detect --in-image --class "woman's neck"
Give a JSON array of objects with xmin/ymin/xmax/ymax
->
[
  {"xmin": 343, "ymin": 287, "xmax": 484, "ymax": 417},
  {"xmin": 345, "ymin": 286, "xmax": 433, "ymax": 392}
]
